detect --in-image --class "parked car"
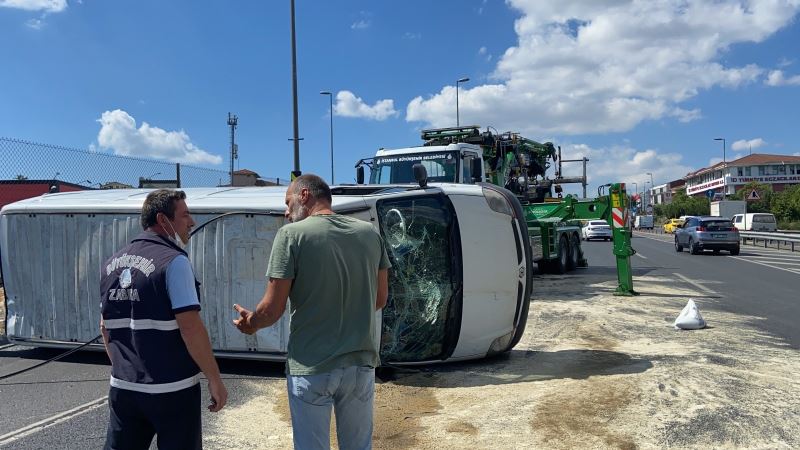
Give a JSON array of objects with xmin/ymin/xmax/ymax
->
[
  {"xmin": 731, "ymin": 213, "xmax": 777, "ymax": 232},
  {"xmin": 674, "ymin": 216, "xmax": 740, "ymax": 255},
  {"xmin": 663, "ymin": 218, "xmax": 685, "ymax": 234},
  {"xmin": 581, "ymin": 220, "xmax": 612, "ymax": 241}
]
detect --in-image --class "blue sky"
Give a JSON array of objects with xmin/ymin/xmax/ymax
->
[{"xmin": 1, "ymin": 0, "xmax": 799, "ymax": 195}]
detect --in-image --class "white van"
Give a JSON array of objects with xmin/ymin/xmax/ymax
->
[
  {"xmin": 732, "ymin": 213, "xmax": 777, "ymax": 232},
  {"xmin": 1, "ymin": 184, "xmax": 533, "ymax": 364},
  {"xmin": 634, "ymin": 215, "xmax": 654, "ymax": 230}
]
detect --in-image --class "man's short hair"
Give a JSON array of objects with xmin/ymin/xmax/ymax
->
[
  {"xmin": 292, "ymin": 174, "xmax": 332, "ymax": 203},
  {"xmin": 141, "ymin": 189, "xmax": 187, "ymax": 229}
]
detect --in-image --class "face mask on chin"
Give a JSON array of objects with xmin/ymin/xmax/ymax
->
[{"xmin": 163, "ymin": 215, "xmax": 187, "ymax": 249}]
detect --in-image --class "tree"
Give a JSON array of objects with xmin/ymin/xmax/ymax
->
[
  {"xmin": 770, "ymin": 184, "xmax": 800, "ymax": 226},
  {"xmin": 731, "ymin": 181, "xmax": 772, "ymax": 213},
  {"xmin": 15, "ymin": 174, "xmax": 28, "ymax": 180}
]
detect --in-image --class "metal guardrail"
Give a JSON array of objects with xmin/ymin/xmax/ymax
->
[{"xmin": 740, "ymin": 231, "xmax": 800, "ymax": 252}]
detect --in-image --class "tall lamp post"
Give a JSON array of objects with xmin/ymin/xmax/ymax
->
[
  {"xmin": 320, "ymin": 91, "xmax": 335, "ymax": 184},
  {"xmin": 646, "ymin": 172, "xmax": 654, "ymax": 206},
  {"xmin": 456, "ymin": 77, "xmax": 469, "ymax": 127},
  {"xmin": 289, "ymin": 0, "xmax": 302, "ymax": 179},
  {"xmin": 714, "ymin": 137, "xmax": 726, "ymax": 199}
]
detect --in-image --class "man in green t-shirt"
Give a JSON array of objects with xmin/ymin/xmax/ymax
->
[{"xmin": 233, "ymin": 174, "xmax": 390, "ymax": 449}]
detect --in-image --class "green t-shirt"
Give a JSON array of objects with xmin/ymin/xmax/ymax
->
[{"xmin": 267, "ymin": 214, "xmax": 391, "ymax": 375}]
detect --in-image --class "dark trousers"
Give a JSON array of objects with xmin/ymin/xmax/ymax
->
[{"xmin": 104, "ymin": 384, "xmax": 201, "ymax": 450}]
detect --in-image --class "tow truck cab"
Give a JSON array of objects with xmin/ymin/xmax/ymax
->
[{"xmin": 358, "ymin": 143, "xmax": 487, "ymax": 185}]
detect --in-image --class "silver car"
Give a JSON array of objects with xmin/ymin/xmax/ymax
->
[
  {"xmin": 582, "ymin": 220, "xmax": 612, "ymax": 241},
  {"xmin": 675, "ymin": 216, "xmax": 740, "ymax": 255}
]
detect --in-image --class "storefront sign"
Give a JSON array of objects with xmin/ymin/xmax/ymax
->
[
  {"xmin": 686, "ymin": 178, "xmax": 724, "ymax": 195},
  {"xmin": 729, "ymin": 175, "xmax": 800, "ymax": 184}
]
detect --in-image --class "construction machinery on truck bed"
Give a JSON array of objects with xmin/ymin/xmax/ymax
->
[{"xmin": 356, "ymin": 125, "xmax": 636, "ymax": 295}]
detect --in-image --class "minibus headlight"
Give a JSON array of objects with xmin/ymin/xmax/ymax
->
[{"xmin": 482, "ymin": 187, "xmax": 514, "ymax": 217}]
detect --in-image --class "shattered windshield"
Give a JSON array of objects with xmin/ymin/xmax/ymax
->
[
  {"xmin": 377, "ymin": 195, "xmax": 461, "ymax": 362},
  {"xmin": 370, "ymin": 151, "xmax": 460, "ymax": 184}
]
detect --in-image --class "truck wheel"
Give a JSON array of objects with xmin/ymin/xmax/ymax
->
[
  {"xmin": 536, "ymin": 260, "xmax": 549, "ymax": 274},
  {"xmin": 730, "ymin": 246, "xmax": 740, "ymax": 256},
  {"xmin": 567, "ymin": 233, "xmax": 580, "ymax": 271},
  {"xmin": 553, "ymin": 236, "xmax": 568, "ymax": 274},
  {"xmin": 674, "ymin": 238, "xmax": 683, "ymax": 252}
]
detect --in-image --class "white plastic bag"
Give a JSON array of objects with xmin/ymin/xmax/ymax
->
[{"xmin": 674, "ymin": 299, "xmax": 707, "ymax": 330}]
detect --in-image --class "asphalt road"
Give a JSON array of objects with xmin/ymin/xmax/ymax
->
[
  {"xmin": 0, "ymin": 346, "xmax": 285, "ymax": 449},
  {"xmin": 582, "ymin": 232, "xmax": 800, "ymax": 349}
]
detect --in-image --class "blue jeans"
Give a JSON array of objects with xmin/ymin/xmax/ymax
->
[{"xmin": 287, "ymin": 365, "xmax": 375, "ymax": 450}]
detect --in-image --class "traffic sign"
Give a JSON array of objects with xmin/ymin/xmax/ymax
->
[
  {"xmin": 746, "ymin": 189, "xmax": 761, "ymax": 201},
  {"xmin": 705, "ymin": 189, "xmax": 715, "ymax": 199}
]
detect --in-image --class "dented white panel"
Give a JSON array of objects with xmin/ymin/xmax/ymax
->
[{"xmin": 1, "ymin": 210, "xmax": 289, "ymax": 354}]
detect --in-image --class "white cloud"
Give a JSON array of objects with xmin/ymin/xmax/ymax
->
[
  {"xmin": 334, "ymin": 91, "xmax": 398, "ymax": 121},
  {"xmin": 794, "ymin": 152, "xmax": 800, "ymax": 156},
  {"xmin": 406, "ymin": 1, "xmax": 799, "ymax": 135},
  {"xmin": 731, "ymin": 138, "xmax": 766, "ymax": 151},
  {"xmin": 0, "ymin": 0, "xmax": 66, "ymax": 12},
  {"xmin": 556, "ymin": 142, "xmax": 694, "ymax": 195},
  {"xmin": 670, "ymin": 107, "xmax": 702, "ymax": 123},
  {"xmin": 25, "ymin": 17, "xmax": 43, "ymax": 29},
  {"xmin": 351, "ymin": 19, "xmax": 370, "ymax": 30},
  {"xmin": 765, "ymin": 70, "xmax": 800, "ymax": 86},
  {"xmin": 403, "ymin": 32, "xmax": 421, "ymax": 40},
  {"xmin": 351, "ymin": 11, "xmax": 372, "ymax": 30},
  {"xmin": 477, "ymin": 0, "xmax": 488, "ymax": 15},
  {"xmin": 97, "ymin": 109, "xmax": 222, "ymax": 165},
  {"xmin": 478, "ymin": 46, "xmax": 492, "ymax": 61}
]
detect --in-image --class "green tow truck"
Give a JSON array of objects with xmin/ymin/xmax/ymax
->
[{"xmin": 356, "ymin": 125, "xmax": 636, "ymax": 295}]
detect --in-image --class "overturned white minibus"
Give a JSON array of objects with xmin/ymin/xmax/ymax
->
[{"xmin": 0, "ymin": 183, "xmax": 532, "ymax": 364}]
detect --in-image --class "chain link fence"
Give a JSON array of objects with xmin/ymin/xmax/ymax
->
[{"xmin": 0, "ymin": 137, "xmax": 285, "ymax": 189}]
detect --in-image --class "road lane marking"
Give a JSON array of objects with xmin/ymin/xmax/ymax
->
[
  {"xmin": 635, "ymin": 252, "xmax": 648, "ymax": 259},
  {"xmin": 635, "ymin": 234, "xmax": 673, "ymax": 243},
  {"xmin": 729, "ymin": 256, "xmax": 800, "ymax": 276},
  {"xmin": 746, "ymin": 253, "xmax": 800, "ymax": 260},
  {"xmin": 746, "ymin": 258, "xmax": 800, "ymax": 266},
  {"xmin": 0, "ymin": 344, "xmax": 16, "ymax": 351},
  {"xmin": 673, "ymin": 273, "xmax": 717, "ymax": 295},
  {"xmin": 0, "ymin": 396, "xmax": 108, "ymax": 446}
]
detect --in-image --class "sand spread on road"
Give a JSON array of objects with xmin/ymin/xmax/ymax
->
[{"xmin": 205, "ymin": 271, "xmax": 800, "ymax": 449}]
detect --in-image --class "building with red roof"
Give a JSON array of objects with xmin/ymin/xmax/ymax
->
[{"xmin": 683, "ymin": 153, "xmax": 800, "ymax": 198}]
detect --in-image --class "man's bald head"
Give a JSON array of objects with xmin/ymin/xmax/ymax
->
[{"xmin": 290, "ymin": 174, "xmax": 332, "ymax": 204}]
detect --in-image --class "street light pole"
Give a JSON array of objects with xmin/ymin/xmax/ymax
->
[
  {"xmin": 320, "ymin": 91, "xmax": 334, "ymax": 184},
  {"xmin": 647, "ymin": 172, "xmax": 654, "ymax": 206},
  {"xmin": 456, "ymin": 77, "xmax": 469, "ymax": 127},
  {"xmin": 714, "ymin": 137, "xmax": 726, "ymax": 199},
  {"xmin": 289, "ymin": 0, "xmax": 301, "ymax": 178}
]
